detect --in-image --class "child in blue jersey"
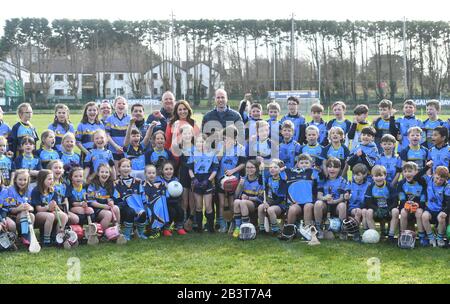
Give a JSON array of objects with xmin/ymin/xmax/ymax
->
[
  {"xmin": 347, "ymin": 126, "xmax": 379, "ymax": 172},
  {"xmin": 421, "ymin": 166, "xmax": 450, "ymax": 248},
  {"xmin": 188, "ymin": 135, "xmax": 219, "ymax": 233},
  {"xmin": 246, "ymin": 121, "xmax": 276, "ymax": 175},
  {"xmin": 321, "ymin": 127, "xmax": 350, "ymax": 177},
  {"xmin": 124, "ymin": 120, "xmax": 152, "ymax": 180},
  {"xmin": 232, "ymin": 159, "xmax": 264, "ymax": 238},
  {"xmin": 395, "ymin": 99, "xmax": 424, "ymax": 152},
  {"xmin": 0, "ymin": 136, "xmax": 14, "ymax": 186},
  {"xmin": 100, "ymin": 100, "xmax": 113, "ymax": 125},
  {"xmin": 397, "ymin": 162, "xmax": 426, "ymax": 238},
  {"xmin": 315, "ymin": 157, "xmax": 348, "ymax": 239},
  {"xmin": 399, "ymin": 126, "xmax": 428, "ymax": 171},
  {"xmin": 279, "ymin": 121, "xmax": 302, "ymax": 169},
  {"xmin": 86, "ymin": 163, "xmax": 119, "ymax": 231},
  {"xmin": 284, "ymin": 154, "xmax": 319, "ymax": 231},
  {"xmin": 245, "ymin": 103, "xmax": 263, "ymax": 142},
  {"xmin": 59, "ymin": 132, "xmax": 81, "ymax": 177},
  {"xmin": 266, "ymin": 101, "xmax": 281, "ymax": 140},
  {"xmin": 14, "ymin": 136, "xmax": 42, "ymax": 181},
  {"xmin": 65, "ymin": 166, "xmax": 95, "ymax": 226},
  {"xmin": 258, "ymin": 159, "xmax": 287, "ymax": 235},
  {"xmin": 0, "ymin": 107, "xmax": 11, "ymax": 140},
  {"xmin": 9, "ymin": 103, "xmax": 39, "ymax": 157},
  {"xmin": 48, "ymin": 104, "xmax": 75, "ymax": 152},
  {"xmin": 373, "ymin": 99, "xmax": 397, "ymax": 148},
  {"xmin": 113, "ymin": 159, "xmax": 147, "ymax": 240},
  {"xmin": 348, "ymin": 104, "xmax": 370, "ymax": 149},
  {"xmin": 300, "ymin": 125, "xmax": 324, "ymax": 169},
  {"xmin": 83, "ymin": 129, "xmax": 116, "ymax": 182},
  {"xmin": 155, "ymin": 161, "xmax": 186, "ymax": 236},
  {"xmin": 48, "ymin": 160, "xmax": 79, "ymax": 225},
  {"xmin": 423, "ymin": 100, "xmax": 446, "ymax": 149},
  {"xmin": 31, "ymin": 170, "xmax": 67, "ymax": 246},
  {"xmin": 105, "ymin": 96, "xmax": 130, "ymax": 165},
  {"xmin": 375, "ymin": 134, "xmax": 402, "ymax": 187},
  {"xmin": 216, "ymin": 126, "xmax": 246, "ymax": 233},
  {"xmin": 1, "ymin": 169, "xmax": 34, "ymax": 246},
  {"xmin": 326, "ymin": 101, "xmax": 352, "ymax": 144},
  {"xmin": 145, "ymin": 130, "xmax": 174, "ymax": 169},
  {"xmin": 364, "ymin": 165, "xmax": 399, "ymax": 243},
  {"xmin": 76, "ymin": 101, "xmax": 105, "ymax": 158},
  {"xmin": 142, "ymin": 164, "xmax": 165, "ymax": 238},
  {"xmin": 280, "ymin": 96, "xmax": 305, "ymax": 142},
  {"xmin": 344, "ymin": 164, "xmax": 370, "ymax": 230},
  {"xmin": 428, "ymin": 126, "xmax": 450, "ymax": 172},
  {"xmin": 0, "ymin": 177, "xmax": 16, "ymax": 235},
  {"xmin": 35, "ymin": 130, "xmax": 60, "ymax": 169},
  {"xmin": 300, "ymin": 103, "xmax": 327, "ymax": 146}
]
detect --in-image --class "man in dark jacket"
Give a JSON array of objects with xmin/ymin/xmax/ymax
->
[{"xmin": 146, "ymin": 91, "xmax": 176, "ymax": 133}]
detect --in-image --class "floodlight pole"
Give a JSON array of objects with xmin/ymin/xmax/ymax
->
[
  {"xmin": 403, "ymin": 17, "xmax": 408, "ymax": 99},
  {"xmin": 290, "ymin": 13, "xmax": 295, "ymax": 90}
]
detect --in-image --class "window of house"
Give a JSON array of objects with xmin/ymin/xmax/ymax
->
[
  {"xmin": 104, "ymin": 74, "xmax": 111, "ymax": 81},
  {"xmin": 54, "ymin": 74, "xmax": 64, "ymax": 82},
  {"xmin": 106, "ymin": 88, "xmax": 111, "ymax": 95},
  {"xmin": 153, "ymin": 88, "xmax": 158, "ymax": 95},
  {"xmin": 187, "ymin": 74, "xmax": 193, "ymax": 81},
  {"xmin": 114, "ymin": 74, "xmax": 124, "ymax": 81},
  {"xmin": 152, "ymin": 73, "xmax": 158, "ymax": 80},
  {"xmin": 54, "ymin": 89, "xmax": 64, "ymax": 96}
]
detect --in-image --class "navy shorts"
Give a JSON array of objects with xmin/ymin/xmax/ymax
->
[
  {"xmin": 425, "ymin": 209, "xmax": 441, "ymax": 225},
  {"xmin": 192, "ymin": 175, "xmax": 215, "ymax": 195}
]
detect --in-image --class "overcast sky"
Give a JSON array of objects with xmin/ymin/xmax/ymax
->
[{"xmin": 1, "ymin": 0, "xmax": 449, "ymax": 36}]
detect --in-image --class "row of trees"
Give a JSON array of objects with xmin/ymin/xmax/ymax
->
[{"xmin": 1, "ymin": 18, "xmax": 450, "ymax": 106}]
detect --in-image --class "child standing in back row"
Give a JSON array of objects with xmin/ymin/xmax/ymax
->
[{"xmin": 48, "ymin": 104, "xmax": 75, "ymax": 152}]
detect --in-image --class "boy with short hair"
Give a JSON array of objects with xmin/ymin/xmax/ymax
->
[
  {"xmin": 344, "ymin": 163, "xmax": 370, "ymax": 231},
  {"xmin": 300, "ymin": 103, "xmax": 328, "ymax": 146},
  {"xmin": 399, "ymin": 126, "xmax": 428, "ymax": 171},
  {"xmin": 373, "ymin": 99, "xmax": 397, "ymax": 147},
  {"xmin": 421, "ymin": 165, "xmax": 450, "ymax": 247},
  {"xmin": 364, "ymin": 165, "xmax": 399, "ymax": 243},
  {"xmin": 427, "ymin": 126, "xmax": 450, "ymax": 172},
  {"xmin": 321, "ymin": 126, "xmax": 350, "ymax": 177},
  {"xmin": 300, "ymin": 125, "xmax": 324, "ymax": 169},
  {"xmin": 347, "ymin": 126, "xmax": 379, "ymax": 173},
  {"xmin": 280, "ymin": 96, "xmax": 305, "ymax": 142},
  {"xmin": 397, "ymin": 162, "xmax": 426, "ymax": 240},
  {"xmin": 315, "ymin": 157, "xmax": 348, "ymax": 239},
  {"xmin": 395, "ymin": 99, "xmax": 424, "ymax": 153},
  {"xmin": 375, "ymin": 134, "xmax": 402, "ymax": 188},
  {"xmin": 267, "ymin": 101, "xmax": 281, "ymax": 140},
  {"xmin": 246, "ymin": 103, "xmax": 263, "ymax": 142},
  {"xmin": 423, "ymin": 99, "xmax": 446, "ymax": 149},
  {"xmin": 348, "ymin": 104, "xmax": 370, "ymax": 148},
  {"xmin": 327, "ymin": 101, "xmax": 352, "ymax": 136},
  {"xmin": 279, "ymin": 120, "xmax": 302, "ymax": 169}
]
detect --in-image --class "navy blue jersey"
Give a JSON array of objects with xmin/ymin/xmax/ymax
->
[
  {"xmin": 144, "ymin": 148, "xmax": 174, "ymax": 167},
  {"xmin": 245, "ymin": 117, "xmax": 261, "ymax": 142},
  {"xmin": 142, "ymin": 180, "xmax": 162, "ymax": 204},
  {"xmin": 346, "ymin": 180, "xmax": 370, "ymax": 211},
  {"xmin": 372, "ymin": 116, "xmax": 396, "ymax": 144},
  {"xmin": 124, "ymin": 143, "xmax": 146, "ymax": 170},
  {"xmin": 83, "ymin": 148, "xmax": 115, "ymax": 173},
  {"xmin": 48, "ymin": 122, "xmax": 75, "ymax": 152},
  {"xmin": 375, "ymin": 153, "xmax": 402, "ymax": 185},
  {"xmin": 113, "ymin": 177, "xmax": 143, "ymax": 208},
  {"xmin": 14, "ymin": 154, "xmax": 42, "ymax": 171},
  {"xmin": 266, "ymin": 176, "xmax": 287, "ymax": 207},
  {"xmin": 53, "ymin": 180, "xmax": 68, "ymax": 206},
  {"xmin": 86, "ymin": 183, "xmax": 113, "ymax": 206},
  {"xmin": 365, "ymin": 182, "xmax": 397, "ymax": 211},
  {"xmin": 30, "ymin": 187, "xmax": 59, "ymax": 208},
  {"xmin": 422, "ymin": 118, "xmax": 445, "ymax": 149},
  {"xmin": 35, "ymin": 148, "xmax": 60, "ymax": 169},
  {"xmin": 280, "ymin": 114, "xmax": 306, "ymax": 142},
  {"xmin": 284, "ymin": 167, "xmax": 319, "ymax": 205},
  {"xmin": 279, "ymin": 139, "xmax": 302, "ymax": 169},
  {"xmin": 399, "ymin": 145, "xmax": 428, "ymax": 171},
  {"xmin": 318, "ymin": 176, "xmax": 347, "ymax": 201},
  {"xmin": 0, "ymin": 154, "xmax": 14, "ymax": 185},
  {"xmin": 321, "ymin": 144, "xmax": 350, "ymax": 170},
  {"xmin": 76, "ymin": 121, "xmax": 105, "ymax": 151},
  {"xmin": 66, "ymin": 184, "xmax": 88, "ymax": 208},
  {"xmin": 395, "ymin": 116, "xmax": 424, "ymax": 152},
  {"xmin": 427, "ymin": 144, "xmax": 450, "ymax": 172},
  {"xmin": 423, "ymin": 176, "xmax": 450, "ymax": 212},
  {"xmin": 300, "ymin": 144, "xmax": 324, "ymax": 167},
  {"xmin": 217, "ymin": 143, "xmax": 246, "ymax": 180},
  {"xmin": 9, "ymin": 121, "xmax": 39, "ymax": 157},
  {"xmin": 239, "ymin": 176, "xmax": 264, "ymax": 205},
  {"xmin": 397, "ymin": 179, "xmax": 426, "ymax": 209},
  {"xmin": 347, "ymin": 142, "xmax": 380, "ymax": 170},
  {"xmin": 0, "ymin": 121, "xmax": 11, "ymax": 139},
  {"xmin": 326, "ymin": 119, "xmax": 352, "ymax": 135},
  {"xmin": 105, "ymin": 113, "xmax": 130, "ymax": 153},
  {"xmin": 267, "ymin": 117, "xmax": 281, "ymax": 140},
  {"xmin": 0, "ymin": 186, "xmax": 31, "ymax": 214}
]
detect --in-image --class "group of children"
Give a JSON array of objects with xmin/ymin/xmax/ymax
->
[{"xmin": 0, "ymin": 96, "xmax": 449, "ymax": 250}]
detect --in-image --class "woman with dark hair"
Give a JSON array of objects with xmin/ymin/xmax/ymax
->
[{"xmin": 165, "ymin": 100, "xmax": 199, "ymax": 152}]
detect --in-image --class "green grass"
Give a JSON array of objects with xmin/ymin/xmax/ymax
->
[{"xmin": 1, "ymin": 113, "xmax": 449, "ymax": 284}]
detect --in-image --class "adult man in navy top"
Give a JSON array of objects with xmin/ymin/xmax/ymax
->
[
  {"xmin": 146, "ymin": 91, "xmax": 176, "ymax": 133},
  {"xmin": 202, "ymin": 89, "xmax": 244, "ymax": 140}
]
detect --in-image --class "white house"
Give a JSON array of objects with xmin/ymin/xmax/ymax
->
[{"xmin": 144, "ymin": 60, "xmax": 187, "ymax": 98}]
